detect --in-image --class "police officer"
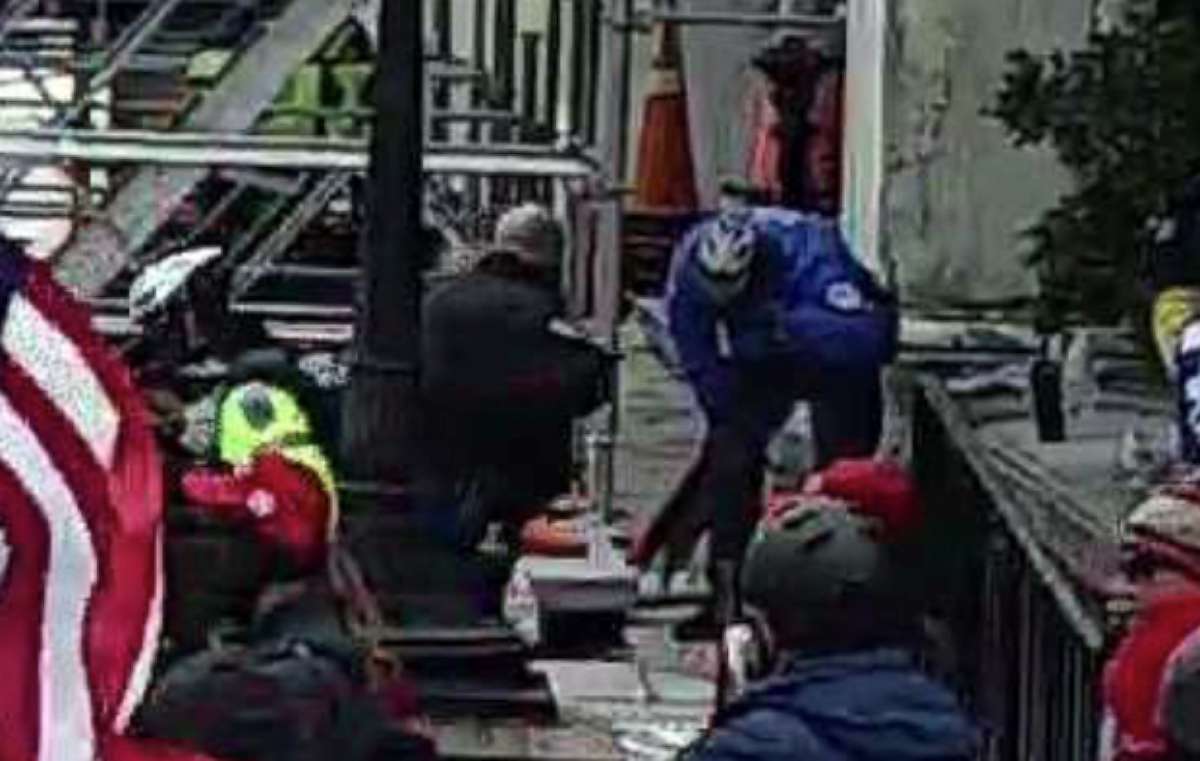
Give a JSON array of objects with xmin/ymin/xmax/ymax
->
[{"xmin": 650, "ymin": 206, "xmax": 898, "ymax": 638}]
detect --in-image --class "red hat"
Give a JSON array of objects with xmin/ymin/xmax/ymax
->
[
  {"xmin": 1105, "ymin": 591, "xmax": 1200, "ymax": 760},
  {"xmin": 803, "ymin": 459, "xmax": 922, "ymax": 540}
]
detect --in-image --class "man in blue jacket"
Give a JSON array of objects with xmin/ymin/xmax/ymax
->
[
  {"xmin": 684, "ymin": 504, "xmax": 978, "ymax": 761},
  {"xmin": 651, "ymin": 206, "xmax": 897, "ymax": 637}
]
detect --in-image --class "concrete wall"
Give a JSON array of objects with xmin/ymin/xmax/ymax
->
[{"xmin": 847, "ymin": 0, "xmax": 1097, "ymax": 309}]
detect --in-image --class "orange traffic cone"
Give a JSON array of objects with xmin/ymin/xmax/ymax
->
[{"xmin": 633, "ymin": 20, "xmax": 699, "ymax": 211}]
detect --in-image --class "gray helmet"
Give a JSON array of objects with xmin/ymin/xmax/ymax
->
[
  {"xmin": 741, "ymin": 502, "xmax": 895, "ymax": 645},
  {"xmin": 694, "ymin": 211, "xmax": 759, "ymax": 303}
]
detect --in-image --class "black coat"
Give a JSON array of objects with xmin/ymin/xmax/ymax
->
[{"xmin": 418, "ymin": 254, "xmax": 608, "ymax": 542}]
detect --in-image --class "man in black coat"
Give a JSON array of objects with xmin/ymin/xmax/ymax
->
[{"xmin": 417, "ymin": 204, "xmax": 610, "ymax": 552}]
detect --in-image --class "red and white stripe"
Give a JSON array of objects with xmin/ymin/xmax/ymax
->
[{"xmin": 0, "ymin": 259, "xmax": 167, "ymax": 761}]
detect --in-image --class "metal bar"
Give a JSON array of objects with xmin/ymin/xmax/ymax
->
[
  {"xmin": 56, "ymin": 0, "xmax": 360, "ymax": 297},
  {"xmin": 585, "ymin": 0, "xmax": 602, "ymax": 144},
  {"xmin": 431, "ymin": 0, "xmax": 452, "ymax": 142},
  {"xmin": 0, "ymin": 0, "xmax": 41, "ymax": 50},
  {"xmin": 231, "ymin": 171, "xmax": 350, "ymax": 299},
  {"xmin": 226, "ymin": 178, "xmax": 305, "ymax": 263},
  {"xmin": 0, "ymin": 128, "xmax": 600, "ymax": 176},
  {"xmin": 429, "ymin": 110, "xmax": 521, "ymax": 124},
  {"xmin": 545, "ymin": 0, "xmax": 563, "ymax": 135},
  {"xmin": 632, "ymin": 9, "xmax": 844, "ymax": 29},
  {"xmin": 230, "ymin": 301, "xmax": 355, "ymax": 319},
  {"xmin": 217, "ymin": 167, "xmax": 307, "ymax": 195},
  {"xmin": 84, "ymin": 0, "xmax": 186, "ymax": 95},
  {"xmin": 256, "ymin": 264, "xmax": 360, "ymax": 279},
  {"xmin": 146, "ymin": 181, "xmax": 248, "ymax": 260},
  {"xmin": 468, "ymin": 0, "xmax": 487, "ymax": 144},
  {"xmin": 568, "ymin": 0, "xmax": 587, "ymax": 135},
  {"xmin": 520, "ymin": 31, "xmax": 541, "ymax": 143},
  {"xmin": 492, "ymin": 0, "xmax": 516, "ymax": 142}
]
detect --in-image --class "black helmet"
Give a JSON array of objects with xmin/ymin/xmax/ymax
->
[{"xmin": 741, "ymin": 502, "xmax": 899, "ymax": 649}]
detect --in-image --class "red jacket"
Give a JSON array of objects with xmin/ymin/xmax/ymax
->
[
  {"xmin": 1105, "ymin": 591, "xmax": 1200, "ymax": 760},
  {"xmin": 182, "ymin": 450, "xmax": 331, "ymax": 574}
]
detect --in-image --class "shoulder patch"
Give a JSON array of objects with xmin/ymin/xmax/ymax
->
[{"xmin": 825, "ymin": 281, "xmax": 866, "ymax": 313}]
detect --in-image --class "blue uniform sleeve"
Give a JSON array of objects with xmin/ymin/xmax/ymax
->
[{"xmin": 666, "ymin": 231, "xmax": 735, "ymax": 416}]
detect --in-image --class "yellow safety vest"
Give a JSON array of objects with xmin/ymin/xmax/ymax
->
[{"xmin": 216, "ymin": 382, "xmax": 339, "ymax": 533}]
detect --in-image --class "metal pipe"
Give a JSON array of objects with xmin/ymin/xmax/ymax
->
[
  {"xmin": 0, "ymin": 0, "xmax": 41, "ymax": 50},
  {"xmin": 84, "ymin": 0, "xmax": 186, "ymax": 95},
  {"xmin": 255, "ymin": 264, "xmax": 360, "ymax": 279},
  {"xmin": 544, "ymin": 0, "xmax": 563, "ymax": 135},
  {"xmin": 616, "ymin": 0, "xmax": 635, "ymax": 182},
  {"xmin": 230, "ymin": 302, "xmax": 355, "ymax": 319},
  {"xmin": 0, "ymin": 128, "xmax": 600, "ymax": 176},
  {"xmin": 568, "ymin": 0, "xmax": 587, "ymax": 136},
  {"xmin": 585, "ymin": 0, "xmax": 603, "ymax": 143},
  {"xmin": 632, "ymin": 8, "xmax": 844, "ymax": 29},
  {"xmin": 492, "ymin": 0, "xmax": 516, "ymax": 143},
  {"xmin": 431, "ymin": 0, "xmax": 453, "ymax": 142},
  {"xmin": 468, "ymin": 0, "xmax": 487, "ymax": 144},
  {"xmin": 342, "ymin": 0, "xmax": 425, "ymax": 480},
  {"xmin": 520, "ymin": 31, "xmax": 542, "ymax": 144}
]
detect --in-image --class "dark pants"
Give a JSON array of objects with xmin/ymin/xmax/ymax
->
[
  {"xmin": 694, "ymin": 368, "xmax": 883, "ymax": 573},
  {"xmin": 416, "ymin": 399, "xmax": 574, "ymax": 551}
]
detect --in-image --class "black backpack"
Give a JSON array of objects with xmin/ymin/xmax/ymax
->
[{"xmin": 135, "ymin": 639, "xmax": 435, "ymax": 761}]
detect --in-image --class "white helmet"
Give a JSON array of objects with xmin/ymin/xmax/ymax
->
[
  {"xmin": 695, "ymin": 211, "xmax": 759, "ymax": 300},
  {"xmin": 129, "ymin": 246, "xmax": 223, "ymax": 323}
]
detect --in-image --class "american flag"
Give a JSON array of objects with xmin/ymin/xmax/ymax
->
[{"xmin": 0, "ymin": 241, "xmax": 214, "ymax": 761}]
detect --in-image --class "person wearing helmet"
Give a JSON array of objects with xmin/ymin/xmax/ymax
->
[
  {"xmin": 418, "ymin": 203, "xmax": 611, "ymax": 556},
  {"xmin": 181, "ymin": 362, "xmax": 338, "ymax": 582},
  {"xmin": 644, "ymin": 206, "xmax": 897, "ymax": 638},
  {"xmin": 682, "ymin": 503, "xmax": 977, "ymax": 761},
  {"xmin": 128, "ymin": 246, "xmax": 269, "ymax": 379}
]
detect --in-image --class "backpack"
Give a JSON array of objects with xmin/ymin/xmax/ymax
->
[{"xmin": 135, "ymin": 640, "xmax": 435, "ymax": 761}]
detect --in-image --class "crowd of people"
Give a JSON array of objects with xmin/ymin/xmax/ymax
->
[{"xmin": 7, "ymin": 185, "xmax": 1200, "ymax": 760}]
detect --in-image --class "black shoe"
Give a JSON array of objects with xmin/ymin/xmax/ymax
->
[{"xmin": 672, "ymin": 604, "xmax": 721, "ymax": 642}]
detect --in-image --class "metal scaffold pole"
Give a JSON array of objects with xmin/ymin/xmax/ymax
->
[{"xmin": 341, "ymin": 0, "xmax": 425, "ymax": 486}]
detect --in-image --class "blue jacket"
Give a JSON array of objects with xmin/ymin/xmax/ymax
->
[
  {"xmin": 687, "ymin": 649, "xmax": 979, "ymax": 761},
  {"xmin": 666, "ymin": 209, "xmax": 898, "ymax": 416}
]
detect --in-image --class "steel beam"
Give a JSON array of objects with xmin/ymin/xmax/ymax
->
[
  {"xmin": 0, "ymin": 128, "xmax": 600, "ymax": 177},
  {"xmin": 231, "ymin": 171, "xmax": 350, "ymax": 299},
  {"xmin": 0, "ymin": 0, "xmax": 41, "ymax": 49},
  {"xmin": 85, "ymin": 0, "xmax": 187, "ymax": 95},
  {"xmin": 55, "ymin": 0, "xmax": 360, "ymax": 297},
  {"xmin": 633, "ymin": 8, "xmax": 844, "ymax": 29}
]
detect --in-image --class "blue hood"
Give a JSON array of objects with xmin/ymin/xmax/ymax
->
[{"xmin": 708, "ymin": 650, "xmax": 978, "ymax": 761}]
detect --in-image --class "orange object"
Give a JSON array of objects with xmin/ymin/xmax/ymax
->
[
  {"xmin": 633, "ymin": 21, "xmax": 698, "ymax": 211},
  {"xmin": 520, "ymin": 515, "xmax": 588, "ymax": 558}
]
